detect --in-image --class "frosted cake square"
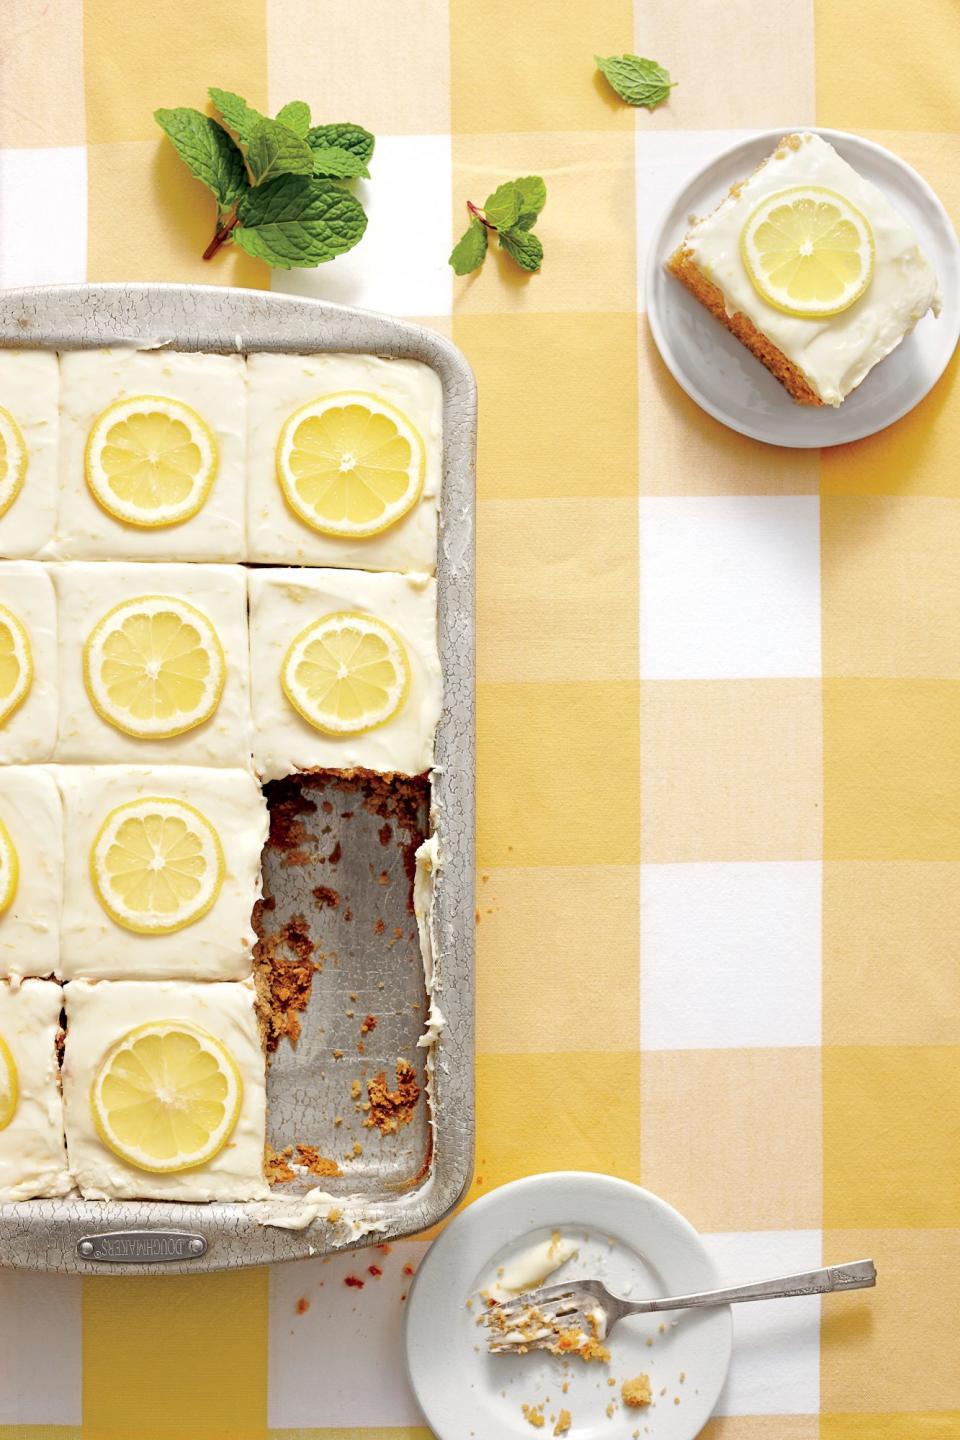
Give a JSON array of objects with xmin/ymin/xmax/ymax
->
[
  {"xmin": 0, "ymin": 351, "xmax": 58, "ymax": 557},
  {"xmin": 246, "ymin": 352, "xmax": 441, "ymax": 572},
  {"xmin": 0, "ymin": 766, "xmax": 62, "ymax": 981},
  {"xmin": 0, "ymin": 560, "xmax": 58, "ymax": 763},
  {"xmin": 62, "ymin": 978, "xmax": 268, "ymax": 1202},
  {"xmin": 0, "ymin": 979, "xmax": 70, "ymax": 1201},
  {"xmin": 52, "ymin": 561, "xmax": 252, "ymax": 768},
  {"xmin": 667, "ymin": 132, "xmax": 940, "ymax": 407},
  {"xmin": 56, "ymin": 766, "xmax": 267, "ymax": 981},
  {"xmin": 248, "ymin": 567, "xmax": 441, "ymax": 781},
  {"xmin": 54, "ymin": 348, "xmax": 246, "ymax": 560}
]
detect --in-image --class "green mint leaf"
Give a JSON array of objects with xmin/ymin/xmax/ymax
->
[
  {"xmin": 275, "ymin": 100, "xmax": 311, "ymax": 137},
  {"xmin": 154, "ymin": 107, "xmax": 247, "ymax": 206},
  {"xmin": 236, "ymin": 175, "xmax": 367, "ymax": 268},
  {"xmin": 483, "ymin": 181, "xmax": 522, "ymax": 230},
  {"xmin": 245, "ymin": 117, "xmax": 314, "ymax": 185},
  {"xmin": 594, "ymin": 54, "xmax": 676, "ymax": 109},
  {"xmin": 449, "ymin": 220, "xmax": 488, "ymax": 275},
  {"xmin": 306, "ymin": 123, "xmax": 375, "ymax": 173},
  {"xmin": 208, "ymin": 88, "xmax": 264, "ymax": 143},
  {"xmin": 514, "ymin": 174, "xmax": 547, "ymax": 230},
  {"xmin": 308, "ymin": 145, "xmax": 369, "ymax": 179},
  {"xmin": 499, "ymin": 226, "xmax": 543, "ymax": 272}
]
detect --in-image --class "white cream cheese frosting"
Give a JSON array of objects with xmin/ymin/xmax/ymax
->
[
  {"xmin": 0, "ymin": 766, "xmax": 62, "ymax": 981},
  {"xmin": 51, "ymin": 561, "xmax": 253, "ymax": 769},
  {"xmin": 55, "ymin": 765, "xmax": 267, "ymax": 981},
  {"xmin": 62, "ymin": 977, "xmax": 269, "ymax": 1201},
  {"xmin": 683, "ymin": 132, "xmax": 941, "ymax": 405},
  {"xmin": 0, "ymin": 560, "xmax": 58, "ymax": 764},
  {"xmin": 248, "ymin": 567, "xmax": 442, "ymax": 781},
  {"xmin": 0, "ymin": 979, "xmax": 71, "ymax": 1201},
  {"xmin": 53, "ymin": 348, "xmax": 246, "ymax": 561},
  {"xmin": 246, "ymin": 352, "xmax": 441, "ymax": 573},
  {"xmin": 0, "ymin": 351, "xmax": 59, "ymax": 558}
]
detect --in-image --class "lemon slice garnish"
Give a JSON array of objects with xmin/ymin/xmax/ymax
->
[
  {"xmin": 0, "ymin": 1035, "xmax": 18, "ymax": 1131},
  {"xmin": 91, "ymin": 797, "xmax": 225, "ymax": 935},
  {"xmin": 276, "ymin": 391, "xmax": 426, "ymax": 538},
  {"xmin": 90, "ymin": 1021, "xmax": 242, "ymax": 1173},
  {"xmin": 740, "ymin": 186, "xmax": 875, "ymax": 318},
  {"xmin": 83, "ymin": 595, "xmax": 225, "ymax": 739},
  {"xmin": 0, "ymin": 405, "xmax": 27, "ymax": 521},
  {"xmin": 281, "ymin": 610, "xmax": 410, "ymax": 735},
  {"xmin": 0, "ymin": 816, "xmax": 19, "ymax": 918},
  {"xmin": 0, "ymin": 603, "xmax": 32, "ymax": 728},
  {"xmin": 85, "ymin": 395, "xmax": 218, "ymax": 528}
]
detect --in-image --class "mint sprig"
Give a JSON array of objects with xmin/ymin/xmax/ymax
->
[
  {"xmin": 595, "ymin": 53, "xmax": 676, "ymax": 109},
  {"xmin": 154, "ymin": 90, "xmax": 375, "ymax": 268},
  {"xmin": 449, "ymin": 176, "xmax": 546, "ymax": 276}
]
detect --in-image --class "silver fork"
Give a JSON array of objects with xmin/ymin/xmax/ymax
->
[{"xmin": 485, "ymin": 1259, "xmax": 876, "ymax": 1353}]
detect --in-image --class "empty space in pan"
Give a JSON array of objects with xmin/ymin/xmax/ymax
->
[{"xmin": 256, "ymin": 770, "xmax": 431, "ymax": 1197}]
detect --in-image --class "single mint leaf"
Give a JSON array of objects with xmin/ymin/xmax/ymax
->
[
  {"xmin": 306, "ymin": 123, "xmax": 375, "ymax": 173},
  {"xmin": 236, "ymin": 175, "xmax": 367, "ymax": 268},
  {"xmin": 499, "ymin": 226, "xmax": 543, "ymax": 272},
  {"xmin": 514, "ymin": 174, "xmax": 547, "ymax": 230},
  {"xmin": 449, "ymin": 220, "xmax": 488, "ymax": 275},
  {"xmin": 245, "ymin": 117, "xmax": 314, "ymax": 185},
  {"xmin": 208, "ymin": 88, "xmax": 264, "ymax": 143},
  {"xmin": 483, "ymin": 181, "xmax": 522, "ymax": 230},
  {"xmin": 595, "ymin": 53, "xmax": 676, "ymax": 109},
  {"xmin": 275, "ymin": 100, "xmax": 311, "ymax": 137},
  {"xmin": 308, "ymin": 145, "xmax": 369, "ymax": 179},
  {"xmin": 154, "ymin": 107, "xmax": 246, "ymax": 206}
]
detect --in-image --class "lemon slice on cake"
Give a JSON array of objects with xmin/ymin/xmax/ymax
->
[
  {"xmin": 276, "ymin": 392, "xmax": 425, "ymax": 538},
  {"xmin": 90, "ymin": 1021, "xmax": 242, "ymax": 1173},
  {"xmin": 0, "ymin": 816, "xmax": 19, "ymax": 917},
  {"xmin": 281, "ymin": 611, "xmax": 410, "ymax": 735},
  {"xmin": 0, "ymin": 405, "xmax": 27, "ymax": 521},
  {"xmin": 85, "ymin": 395, "xmax": 218, "ymax": 528},
  {"xmin": 91, "ymin": 796, "xmax": 224, "ymax": 935},
  {"xmin": 0, "ymin": 604, "xmax": 32, "ymax": 728},
  {"xmin": 0, "ymin": 1035, "xmax": 18, "ymax": 1131},
  {"xmin": 740, "ymin": 186, "xmax": 874, "ymax": 318},
  {"xmin": 83, "ymin": 595, "xmax": 225, "ymax": 739}
]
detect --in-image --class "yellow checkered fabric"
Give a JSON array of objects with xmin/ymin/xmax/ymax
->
[{"xmin": 0, "ymin": 0, "xmax": 958, "ymax": 1436}]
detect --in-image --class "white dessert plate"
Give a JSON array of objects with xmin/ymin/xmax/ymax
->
[
  {"xmin": 645, "ymin": 126, "xmax": 960, "ymax": 448},
  {"xmin": 404, "ymin": 1172, "xmax": 732, "ymax": 1440}
]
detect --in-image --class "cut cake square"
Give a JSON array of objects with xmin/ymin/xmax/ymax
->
[
  {"xmin": 245, "ymin": 352, "xmax": 441, "ymax": 572},
  {"xmin": 54, "ymin": 348, "xmax": 246, "ymax": 560},
  {"xmin": 52, "ymin": 561, "xmax": 252, "ymax": 769},
  {"xmin": 248, "ymin": 567, "xmax": 442, "ymax": 782},
  {"xmin": 0, "ymin": 979, "xmax": 71, "ymax": 1201},
  {"xmin": 62, "ymin": 977, "xmax": 268, "ymax": 1201},
  {"xmin": 0, "ymin": 766, "xmax": 62, "ymax": 981},
  {"xmin": 0, "ymin": 560, "xmax": 58, "ymax": 764},
  {"xmin": 0, "ymin": 351, "xmax": 59, "ymax": 557},
  {"xmin": 57, "ymin": 765, "xmax": 267, "ymax": 981}
]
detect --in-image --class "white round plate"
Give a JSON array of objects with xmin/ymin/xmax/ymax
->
[
  {"xmin": 645, "ymin": 126, "xmax": 960, "ymax": 447},
  {"xmin": 405, "ymin": 1172, "xmax": 732, "ymax": 1440}
]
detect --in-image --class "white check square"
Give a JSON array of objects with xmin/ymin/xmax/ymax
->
[
  {"xmin": 271, "ymin": 135, "xmax": 453, "ymax": 317},
  {"xmin": 269, "ymin": 1240, "xmax": 427, "ymax": 1427},
  {"xmin": 641, "ymin": 861, "xmax": 822, "ymax": 1050},
  {"xmin": 703, "ymin": 1229, "xmax": 822, "ymax": 1416},
  {"xmin": 0, "ymin": 147, "xmax": 86, "ymax": 289},
  {"xmin": 640, "ymin": 495, "xmax": 821, "ymax": 678}
]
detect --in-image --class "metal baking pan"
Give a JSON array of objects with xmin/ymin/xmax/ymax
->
[{"xmin": 0, "ymin": 283, "xmax": 475, "ymax": 1273}]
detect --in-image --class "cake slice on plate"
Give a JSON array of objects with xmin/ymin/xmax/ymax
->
[{"xmin": 667, "ymin": 131, "xmax": 940, "ymax": 407}]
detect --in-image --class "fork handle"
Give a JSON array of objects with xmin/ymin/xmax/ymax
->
[{"xmin": 625, "ymin": 1259, "xmax": 876, "ymax": 1315}]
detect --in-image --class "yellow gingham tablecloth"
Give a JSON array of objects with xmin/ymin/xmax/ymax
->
[{"xmin": 1, "ymin": 1, "xmax": 959, "ymax": 1436}]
